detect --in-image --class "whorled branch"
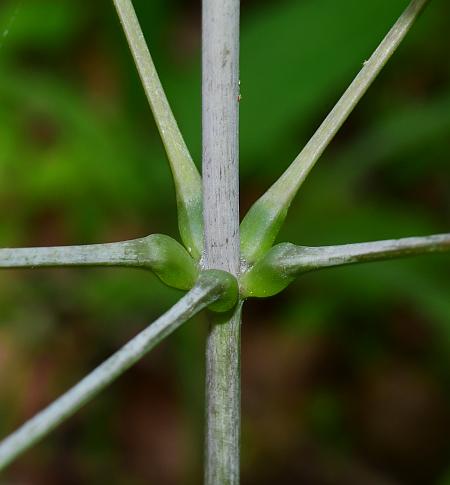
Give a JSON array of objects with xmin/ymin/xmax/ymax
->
[
  {"xmin": 112, "ymin": 0, "xmax": 203, "ymax": 259},
  {"xmin": 240, "ymin": 233, "xmax": 450, "ymax": 298},
  {"xmin": 0, "ymin": 234, "xmax": 197, "ymax": 291},
  {"xmin": 0, "ymin": 270, "xmax": 238, "ymax": 471},
  {"xmin": 240, "ymin": 0, "xmax": 431, "ymax": 264}
]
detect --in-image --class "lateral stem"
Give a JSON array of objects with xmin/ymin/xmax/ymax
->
[
  {"xmin": 112, "ymin": 0, "xmax": 203, "ymax": 258},
  {"xmin": 241, "ymin": 233, "xmax": 450, "ymax": 298},
  {"xmin": 0, "ymin": 270, "xmax": 236, "ymax": 471},
  {"xmin": 240, "ymin": 0, "xmax": 431, "ymax": 263}
]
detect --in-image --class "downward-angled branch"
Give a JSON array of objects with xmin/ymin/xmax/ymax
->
[
  {"xmin": 241, "ymin": 233, "xmax": 450, "ymax": 297},
  {"xmin": 0, "ymin": 270, "xmax": 238, "ymax": 471},
  {"xmin": 240, "ymin": 0, "xmax": 430, "ymax": 264},
  {"xmin": 112, "ymin": 0, "xmax": 203, "ymax": 259},
  {"xmin": 0, "ymin": 235, "xmax": 197, "ymax": 291}
]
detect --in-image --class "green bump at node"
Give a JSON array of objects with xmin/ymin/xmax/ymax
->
[
  {"xmin": 199, "ymin": 270, "xmax": 239, "ymax": 312},
  {"xmin": 239, "ymin": 243, "xmax": 296, "ymax": 298},
  {"xmin": 136, "ymin": 234, "xmax": 198, "ymax": 291}
]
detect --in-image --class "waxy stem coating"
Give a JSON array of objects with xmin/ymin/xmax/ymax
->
[
  {"xmin": 0, "ymin": 269, "xmax": 238, "ymax": 471},
  {"xmin": 240, "ymin": 234, "xmax": 450, "ymax": 298},
  {"xmin": 0, "ymin": 234, "xmax": 198, "ymax": 291},
  {"xmin": 112, "ymin": 0, "xmax": 203, "ymax": 259},
  {"xmin": 240, "ymin": 0, "xmax": 431, "ymax": 265}
]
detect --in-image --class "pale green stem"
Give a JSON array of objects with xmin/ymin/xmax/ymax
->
[
  {"xmin": 0, "ymin": 235, "xmax": 198, "ymax": 291},
  {"xmin": 241, "ymin": 233, "xmax": 450, "ymax": 298},
  {"xmin": 112, "ymin": 0, "xmax": 203, "ymax": 259},
  {"xmin": 240, "ymin": 0, "xmax": 430, "ymax": 264},
  {"xmin": 202, "ymin": 0, "xmax": 241, "ymax": 482},
  {"xmin": 0, "ymin": 270, "xmax": 238, "ymax": 471}
]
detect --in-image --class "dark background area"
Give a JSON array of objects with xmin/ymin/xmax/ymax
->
[{"xmin": 0, "ymin": 0, "xmax": 449, "ymax": 483}]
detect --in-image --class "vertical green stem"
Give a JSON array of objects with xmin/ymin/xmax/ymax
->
[{"xmin": 202, "ymin": 0, "xmax": 241, "ymax": 482}]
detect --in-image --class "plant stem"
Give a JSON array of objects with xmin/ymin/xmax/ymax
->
[
  {"xmin": 240, "ymin": 0, "xmax": 430, "ymax": 264},
  {"xmin": 241, "ymin": 233, "xmax": 450, "ymax": 298},
  {"xmin": 0, "ymin": 270, "xmax": 236, "ymax": 471},
  {"xmin": 282, "ymin": 234, "xmax": 450, "ymax": 271},
  {"xmin": 202, "ymin": 0, "xmax": 241, "ymax": 482},
  {"xmin": 112, "ymin": 0, "xmax": 203, "ymax": 259},
  {"xmin": 0, "ymin": 235, "xmax": 198, "ymax": 291}
]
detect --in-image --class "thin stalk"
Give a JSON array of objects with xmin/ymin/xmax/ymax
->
[
  {"xmin": 202, "ymin": 0, "xmax": 241, "ymax": 483},
  {"xmin": 240, "ymin": 0, "xmax": 430, "ymax": 263},
  {"xmin": 0, "ymin": 270, "xmax": 237, "ymax": 471},
  {"xmin": 112, "ymin": 0, "xmax": 203, "ymax": 259},
  {"xmin": 241, "ymin": 233, "xmax": 450, "ymax": 298},
  {"xmin": 0, "ymin": 235, "xmax": 198, "ymax": 291}
]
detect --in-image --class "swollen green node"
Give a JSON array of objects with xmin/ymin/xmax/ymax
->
[
  {"xmin": 240, "ymin": 198, "xmax": 289, "ymax": 265},
  {"xmin": 199, "ymin": 270, "xmax": 239, "ymax": 313},
  {"xmin": 177, "ymin": 195, "xmax": 204, "ymax": 261},
  {"xmin": 239, "ymin": 243, "xmax": 296, "ymax": 298},
  {"xmin": 137, "ymin": 234, "xmax": 198, "ymax": 291}
]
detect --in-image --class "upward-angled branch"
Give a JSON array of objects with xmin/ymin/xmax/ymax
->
[
  {"xmin": 0, "ymin": 270, "xmax": 238, "ymax": 471},
  {"xmin": 0, "ymin": 235, "xmax": 198, "ymax": 291},
  {"xmin": 241, "ymin": 233, "xmax": 450, "ymax": 298},
  {"xmin": 112, "ymin": 0, "xmax": 203, "ymax": 259},
  {"xmin": 240, "ymin": 0, "xmax": 430, "ymax": 264}
]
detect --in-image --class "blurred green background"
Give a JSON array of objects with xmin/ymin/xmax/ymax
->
[{"xmin": 0, "ymin": 0, "xmax": 449, "ymax": 483}]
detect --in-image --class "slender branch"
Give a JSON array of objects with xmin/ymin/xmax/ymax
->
[
  {"xmin": 0, "ymin": 270, "xmax": 237, "ymax": 471},
  {"xmin": 0, "ymin": 235, "xmax": 198, "ymax": 291},
  {"xmin": 202, "ymin": 0, "xmax": 241, "ymax": 483},
  {"xmin": 240, "ymin": 0, "xmax": 430, "ymax": 264},
  {"xmin": 241, "ymin": 233, "xmax": 450, "ymax": 298},
  {"xmin": 112, "ymin": 0, "xmax": 203, "ymax": 259}
]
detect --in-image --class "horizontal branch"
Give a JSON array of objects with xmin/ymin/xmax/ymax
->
[
  {"xmin": 241, "ymin": 233, "xmax": 450, "ymax": 297},
  {"xmin": 0, "ymin": 270, "xmax": 238, "ymax": 471},
  {"xmin": 112, "ymin": 0, "xmax": 203, "ymax": 259},
  {"xmin": 240, "ymin": 0, "xmax": 430, "ymax": 264},
  {"xmin": 0, "ymin": 235, "xmax": 198, "ymax": 291}
]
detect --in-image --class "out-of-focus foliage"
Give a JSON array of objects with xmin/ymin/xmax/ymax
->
[{"xmin": 0, "ymin": 0, "xmax": 449, "ymax": 483}]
